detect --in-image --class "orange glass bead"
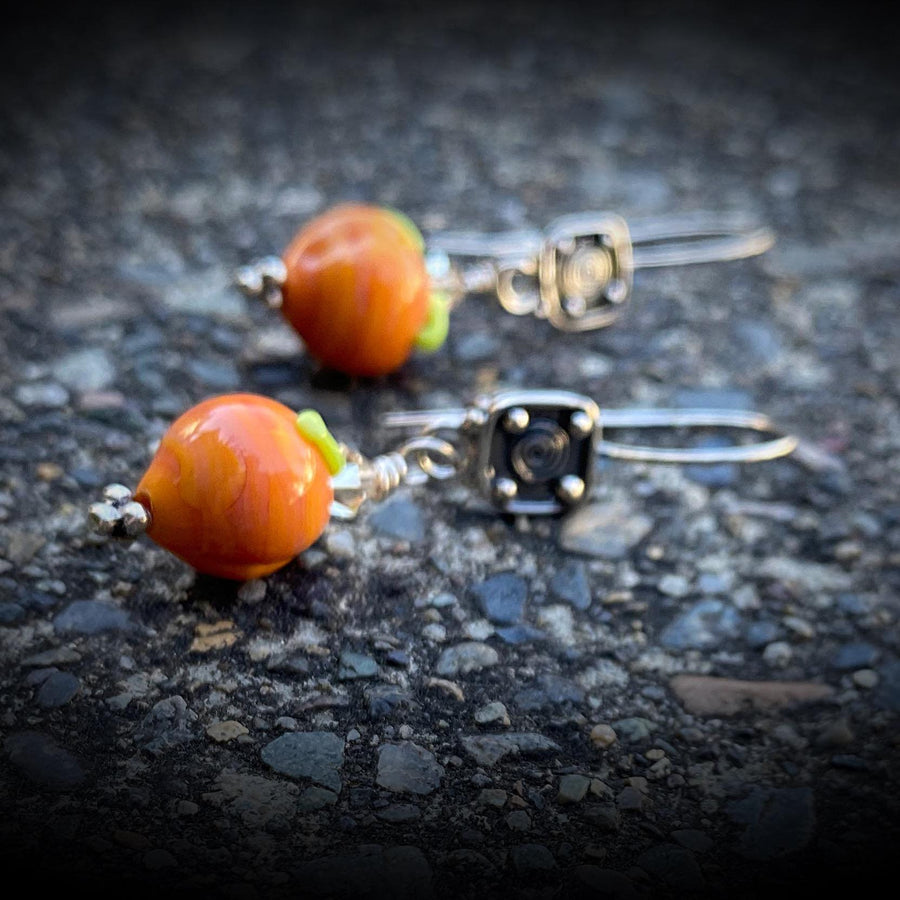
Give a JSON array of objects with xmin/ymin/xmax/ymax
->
[
  {"xmin": 280, "ymin": 204, "xmax": 433, "ymax": 377},
  {"xmin": 133, "ymin": 394, "xmax": 335, "ymax": 580}
]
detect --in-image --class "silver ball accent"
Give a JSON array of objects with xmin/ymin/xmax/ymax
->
[
  {"xmin": 503, "ymin": 407, "xmax": 530, "ymax": 434},
  {"xmin": 493, "ymin": 477, "xmax": 518, "ymax": 501},
  {"xmin": 120, "ymin": 500, "xmax": 152, "ymax": 537},
  {"xmin": 102, "ymin": 483, "xmax": 133, "ymax": 504},
  {"xmin": 89, "ymin": 502, "xmax": 122, "ymax": 536},
  {"xmin": 569, "ymin": 410, "xmax": 595, "ymax": 437},
  {"xmin": 556, "ymin": 475, "xmax": 586, "ymax": 504}
]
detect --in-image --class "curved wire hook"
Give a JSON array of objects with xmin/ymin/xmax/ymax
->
[{"xmin": 597, "ymin": 407, "xmax": 798, "ymax": 464}]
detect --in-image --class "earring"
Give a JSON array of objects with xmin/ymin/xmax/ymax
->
[
  {"xmin": 236, "ymin": 204, "xmax": 774, "ymax": 378},
  {"xmin": 89, "ymin": 389, "xmax": 797, "ymax": 581}
]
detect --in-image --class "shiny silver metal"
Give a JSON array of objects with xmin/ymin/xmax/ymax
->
[
  {"xmin": 329, "ymin": 436, "xmax": 462, "ymax": 520},
  {"xmin": 381, "ymin": 387, "xmax": 798, "ymax": 515},
  {"xmin": 235, "ymin": 256, "xmax": 287, "ymax": 309},
  {"xmin": 89, "ymin": 484, "xmax": 151, "ymax": 539},
  {"xmin": 426, "ymin": 211, "xmax": 774, "ymax": 332}
]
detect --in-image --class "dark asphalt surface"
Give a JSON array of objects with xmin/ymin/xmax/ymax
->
[{"xmin": 1, "ymin": 3, "xmax": 899, "ymax": 898}]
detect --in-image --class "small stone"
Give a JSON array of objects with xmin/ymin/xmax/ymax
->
[
  {"xmin": 589, "ymin": 724, "xmax": 618, "ymax": 749},
  {"xmin": 535, "ymin": 604, "xmax": 576, "ymax": 644},
  {"xmin": 204, "ymin": 772, "xmax": 300, "ymax": 829},
  {"xmin": 337, "ymin": 650, "xmax": 379, "ymax": 680},
  {"xmin": 422, "ymin": 623, "xmax": 447, "ymax": 643},
  {"xmin": 495, "ymin": 624, "xmax": 547, "ymax": 645},
  {"xmin": 36, "ymin": 671, "xmax": 80, "ymax": 708},
  {"xmin": 831, "ymin": 641, "xmax": 880, "ymax": 670},
  {"xmin": 424, "ymin": 678, "xmax": 464, "ymax": 702},
  {"xmin": 261, "ymin": 731, "xmax": 344, "ymax": 792},
  {"xmin": 4, "ymin": 731, "xmax": 85, "ymax": 789},
  {"xmin": 324, "ymin": 530, "xmax": 356, "ymax": 559},
  {"xmin": 783, "ymin": 615, "xmax": 815, "ymax": 640},
  {"xmin": 384, "ymin": 649, "xmax": 410, "ymax": 668},
  {"xmin": 815, "ymin": 719, "xmax": 854, "ymax": 748},
  {"xmin": 875, "ymin": 659, "xmax": 900, "ymax": 711},
  {"xmin": 435, "ymin": 642, "xmax": 499, "ymax": 676},
  {"xmin": 549, "ymin": 561, "xmax": 592, "ymax": 610},
  {"xmin": 190, "ymin": 620, "xmax": 240, "ymax": 653},
  {"xmin": 53, "ymin": 600, "xmax": 135, "ymax": 635},
  {"xmin": 660, "ymin": 599, "xmax": 742, "ymax": 650},
  {"xmin": 134, "ymin": 696, "xmax": 199, "ymax": 755},
  {"xmin": 236, "ymin": 579, "xmax": 267, "ymax": 605},
  {"xmin": 175, "ymin": 800, "xmax": 199, "ymax": 816},
  {"xmin": 559, "ymin": 502, "xmax": 654, "ymax": 559},
  {"xmin": 670, "ymin": 675, "xmax": 833, "ymax": 716},
  {"xmin": 460, "ymin": 733, "xmax": 560, "ymax": 767},
  {"xmin": 745, "ymin": 620, "xmax": 781, "ymax": 649},
  {"xmin": 514, "ymin": 674, "xmax": 584, "ymax": 712},
  {"xmin": 4, "ymin": 531, "xmax": 46, "ymax": 566},
  {"xmin": 589, "ymin": 780, "xmax": 613, "ymax": 799},
  {"xmin": 616, "ymin": 786, "xmax": 648, "ymax": 812},
  {"xmin": 14, "ymin": 382, "xmax": 69, "ymax": 408},
  {"xmin": 53, "ymin": 348, "xmax": 116, "ymax": 391},
  {"xmin": 830, "ymin": 754, "xmax": 869, "ymax": 770},
  {"xmin": 509, "ymin": 842, "xmax": 556, "ymax": 872},
  {"xmin": 762, "ymin": 641, "xmax": 793, "ymax": 668},
  {"xmin": 376, "ymin": 803, "xmax": 421, "ymax": 823},
  {"xmin": 296, "ymin": 785, "xmax": 338, "ymax": 811},
  {"xmin": 557, "ymin": 774, "xmax": 591, "ymax": 804},
  {"xmin": 376, "ymin": 742, "xmax": 444, "ymax": 795},
  {"xmin": 469, "ymin": 573, "xmax": 527, "ymax": 624},
  {"xmin": 505, "ymin": 811, "xmax": 532, "ymax": 832},
  {"xmin": 658, "ymin": 574, "xmax": 691, "ymax": 598},
  {"xmin": 22, "ymin": 647, "xmax": 82, "ymax": 667},
  {"xmin": 477, "ymin": 788, "xmax": 508, "ymax": 808},
  {"xmin": 207, "ymin": 720, "xmax": 249, "ymax": 743},
  {"xmin": 0, "ymin": 602, "xmax": 24, "ymax": 625},
  {"xmin": 368, "ymin": 497, "xmax": 426, "ymax": 543},
  {"xmin": 474, "ymin": 701, "xmax": 510, "ymax": 726},
  {"xmin": 584, "ymin": 804, "xmax": 620, "ymax": 831},
  {"xmin": 852, "ymin": 668, "xmax": 879, "ymax": 689},
  {"xmin": 460, "ymin": 619, "xmax": 493, "ymax": 642},
  {"xmin": 612, "ymin": 717, "xmax": 656, "ymax": 742}
]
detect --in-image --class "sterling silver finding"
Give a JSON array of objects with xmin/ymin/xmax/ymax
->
[
  {"xmin": 425, "ymin": 211, "xmax": 775, "ymax": 331},
  {"xmin": 348, "ymin": 388, "xmax": 798, "ymax": 517}
]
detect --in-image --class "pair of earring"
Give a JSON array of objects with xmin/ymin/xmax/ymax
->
[{"xmin": 90, "ymin": 203, "xmax": 796, "ymax": 581}]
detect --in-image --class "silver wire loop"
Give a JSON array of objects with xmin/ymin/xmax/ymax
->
[
  {"xmin": 425, "ymin": 210, "xmax": 774, "ymax": 331},
  {"xmin": 329, "ymin": 436, "xmax": 462, "ymax": 520},
  {"xmin": 398, "ymin": 435, "xmax": 461, "ymax": 482},
  {"xmin": 596, "ymin": 408, "xmax": 798, "ymax": 465}
]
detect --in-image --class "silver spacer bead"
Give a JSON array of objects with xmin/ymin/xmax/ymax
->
[{"xmin": 556, "ymin": 474, "xmax": 586, "ymax": 504}]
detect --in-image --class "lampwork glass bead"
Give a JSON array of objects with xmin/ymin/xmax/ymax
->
[{"xmin": 134, "ymin": 394, "xmax": 337, "ymax": 580}]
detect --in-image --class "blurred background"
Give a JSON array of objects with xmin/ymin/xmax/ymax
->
[{"xmin": 1, "ymin": 1, "xmax": 898, "ymax": 898}]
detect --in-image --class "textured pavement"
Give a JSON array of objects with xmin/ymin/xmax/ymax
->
[{"xmin": 1, "ymin": 3, "xmax": 899, "ymax": 898}]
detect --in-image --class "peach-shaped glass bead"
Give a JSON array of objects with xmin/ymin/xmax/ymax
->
[
  {"xmin": 134, "ymin": 394, "xmax": 334, "ymax": 580},
  {"xmin": 280, "ymin": 204, "xmax": 431, "ymax": 377}
]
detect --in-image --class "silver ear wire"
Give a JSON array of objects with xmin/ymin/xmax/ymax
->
[
  {"xmin": 425, "ymin": 210, "xmax": 774, "ymax": 332},
  {"xmin": 380, "ymin": 388, "xmax": 798, "ymax": 515}
]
